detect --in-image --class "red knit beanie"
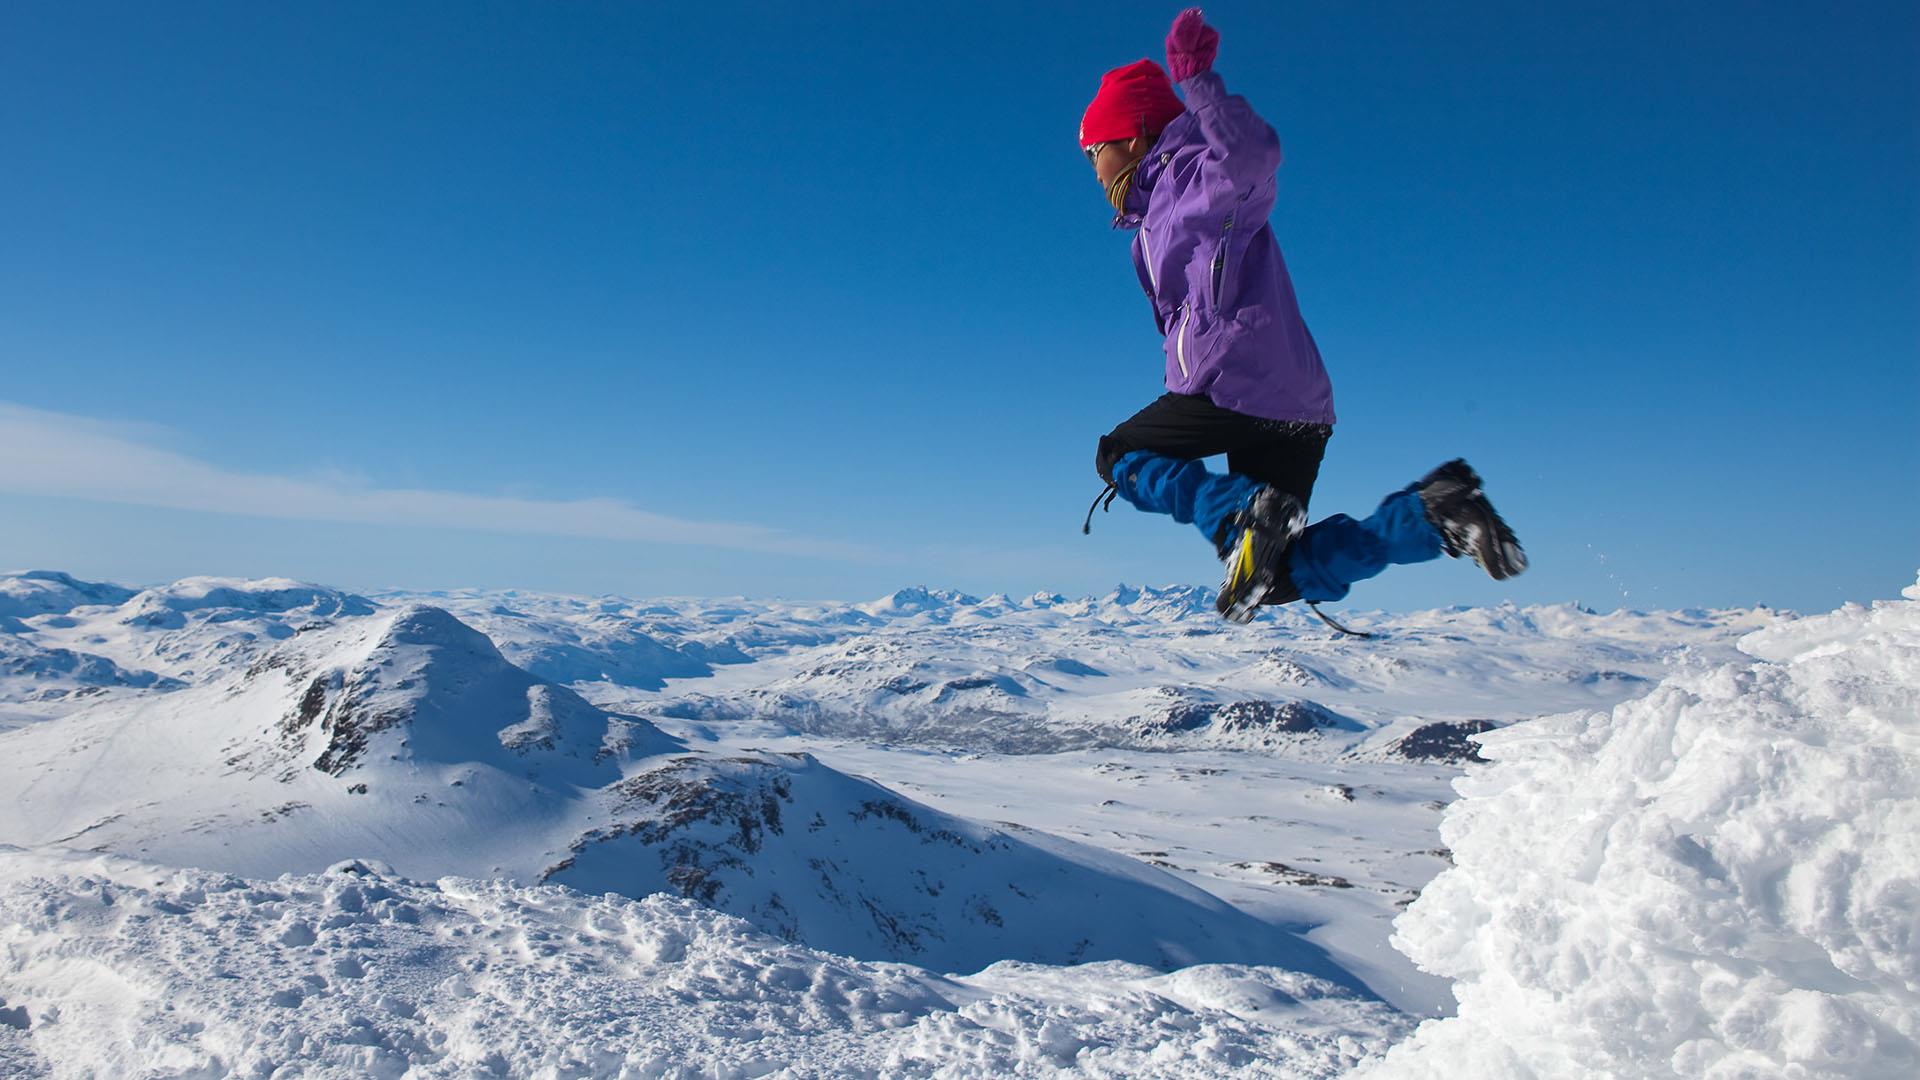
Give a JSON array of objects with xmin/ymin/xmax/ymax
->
[{"xmin": 1079, "ymin": 59, "xmax": 1185, "ymax": 148}]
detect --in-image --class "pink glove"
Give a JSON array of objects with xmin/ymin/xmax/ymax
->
[{"xmin": 1165, "ymin": 8, "xmax": 1219, "ymax": 82}]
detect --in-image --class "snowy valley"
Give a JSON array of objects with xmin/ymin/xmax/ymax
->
[{"xmin": 0, "ymin": 569, "xmax": 1912, "ymax": 1077}]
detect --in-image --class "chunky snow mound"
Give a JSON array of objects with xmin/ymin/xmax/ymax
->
[
  {"xmin": 0, "ymin": 848, "xmax": 1405, "ymax": 1077},
  {"xmin": 1369, "ymin": 577, "xmax": 1920, "ymax": 1079}
]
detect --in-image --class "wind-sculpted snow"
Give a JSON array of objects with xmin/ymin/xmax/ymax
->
[
  {"xmin": 1367, "ymin": 577, "xmax": 1920, "ymax": 1079},
  {"xmin": 0, "ymin": 849, "xmax": 1407, "ymax": 1078}
]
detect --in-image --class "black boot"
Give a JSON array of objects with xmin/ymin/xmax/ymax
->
[
  {"xmin": 1215, "ymin": 486, "xmax": 1307, "ymax": 623},
  {"xmin": 1418, "ymin": 460, "xmax": 1528, "ymax": 581}
]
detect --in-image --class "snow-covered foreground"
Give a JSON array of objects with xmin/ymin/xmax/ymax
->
[
  {"xmin": 0, "ymin": 569, "xmax": 1914, "ymax": 1077},
  {"xmin": 0, "ymin": 849, "xmax": 1402, "ymax": 1078},
  {"xmin": 1368, "ymin": 577, "xmax": 1920, "ymax": 1079}
]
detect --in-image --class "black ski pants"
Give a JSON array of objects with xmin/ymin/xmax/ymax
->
[{"xmin": 1095, "ymin": 393, "xmax": 1332, "ymax": 509}]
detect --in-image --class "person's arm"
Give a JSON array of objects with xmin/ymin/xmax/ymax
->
[
  {"xmin": 1167, "ymin": 10, "xmax": 1281, "ymax": 214},
  {"xmin": 1180, "ymin": 71, "xmax": 1281, "ymax": 190}
]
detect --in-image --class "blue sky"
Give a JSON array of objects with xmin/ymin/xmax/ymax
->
[{"xmin": 1, "ymin": 1, "xmax": 1914, "ymax": 612}]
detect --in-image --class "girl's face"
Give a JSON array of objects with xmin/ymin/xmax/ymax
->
[{"xmin": 1087, "ymin": 136, "xmax": 1151, "ymax": 190}]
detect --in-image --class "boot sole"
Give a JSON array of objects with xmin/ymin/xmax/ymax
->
[
  {"xmin": 1461, "ymin": 498, "xmax": 1527, "ymax": 580},
  {"xmin": 1223, "ymin": 576, "xmax": 1271, "ymax": 624},
  {"xmin": 1219, "ymin": 497, "xmax": 1306, "ymax": 623}
]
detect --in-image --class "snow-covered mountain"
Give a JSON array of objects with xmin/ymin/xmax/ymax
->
[
  {"xmin": 3, "ymin": 568, "xmax": 1911, "ymax": 1077},
  {"xmin": 0, "ymin": 573, "xmax": 377, "ymax": 730},
  {"xmin": 426, "ymin": 582, "xmax": 1768, "ymax": 759},
  {"xmin": 0, "ymin": 576, "xmax": 1358, "ymax": 977}
]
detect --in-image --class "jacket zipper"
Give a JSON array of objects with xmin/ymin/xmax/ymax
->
[
  {"xmin": 1175, "ymin": 303, "xmax": 1192, "ymax": 379},
  {"xmin": 1141, "ymin": 228, "xmax": 1158, "ymax": 292},
  {"xmin": 1209, "ymin": 213, "xmax": 1234, "ymax": 308}
]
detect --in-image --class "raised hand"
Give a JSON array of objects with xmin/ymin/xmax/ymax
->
[{"xmin": 1165, "ymin": 8, "xmax": 1220, "ymax": 82}]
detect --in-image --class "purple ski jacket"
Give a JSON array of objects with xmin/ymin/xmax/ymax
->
[{"xmin": 1115, "ymin": 71, "xmax": 1335, "ymax": 425}]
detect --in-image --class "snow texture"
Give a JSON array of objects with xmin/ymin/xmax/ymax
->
[
  {"xmin": 0, "ymin": 848, "xmax": 1403, "ymax": 1078},
  {"xmin": 1370, "ymin": 574, "xmax": 1920, "ymax": 1079},
  {"xmin": 1, "ymin": 568, "xmax": 1913, "ymax": 1077}
]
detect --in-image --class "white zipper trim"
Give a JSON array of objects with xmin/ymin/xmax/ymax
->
[
  {"xmin": 1175, "ymin": 304, "xmax": 1192, "ymax": 379},
  {"xmin": 1141, "ymin": 229, "xmax": 1158, "ymax": 292}
]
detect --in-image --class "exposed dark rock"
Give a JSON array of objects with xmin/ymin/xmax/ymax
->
[
  {"xmin": 1213, "ymin": 699, "xmax": 1331, "ymax": 735},
  {"xmin": 1161, "ymin": 701, "xmax": 1216, "ymax": 732},
  {"xmin": 309, "ymin": 687, "xmax": 407, "ymax": 776},
  {"xmin": 1143, "ymin": 695, "xmax": 1346, "ymax": 741},
  {"xmin": 1580, "ymin": 670, "xmax": 1648, "ymax": 686},
  {"xmin": 1231, "ymin": 861, "xmax": 1354, "ymax": 889},
  {"xmin": 1027, "ymin": 657, "xmax": 1106, "ymax": 678},
  {"xmin": 547, "ymin": 757, "xmax": 795, "ymax": 906},
  {"xmin": 850, "ymin": 799, "xmax": 980, "ymax": 851},
  {"xmin": 1394, "ymin": 720, "xmax": 1499, "ymax": 763},
  {"xmin": 607, "ymin": 757, "xmax": 790, "ymax": 855}
]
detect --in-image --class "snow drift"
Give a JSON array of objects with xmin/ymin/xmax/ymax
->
[
  {"xmin": 0, "ymin": 848, "xmax": 1405, "ymax": 1078},
  {"xmin": 1369, "ymin": 576, "xmax": 1920, "ymax": 1078}
]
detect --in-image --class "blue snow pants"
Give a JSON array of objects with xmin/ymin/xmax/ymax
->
[{"xmin": 1097, "ymin": 394, "xmax": 1443, "ymax": 604}]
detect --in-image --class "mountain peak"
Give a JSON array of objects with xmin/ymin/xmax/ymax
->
[
  {"xmin": 267, "ymin": 605, "xmax": 641, "ymax": 783},
  {"xmin": 855, "ymin": 587, "xmax": 979, "ymax": 617},
  {"xmin": 377, "ymin": 603, "xmax": 502, "ymax": 654}
]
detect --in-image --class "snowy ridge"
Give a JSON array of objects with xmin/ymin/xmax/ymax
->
[
  {"xmin": 0, "ymin": 573, "xmax": 380, "ymax": 730},
  {"xmin": 113, "ymin": 575, "xmax": 376, "ymax": 629},
  {"xmin": 1368, "ymin": 576, "xmax": 1920, "ymax": 1078},
  {"xmin": 0, "ymin": 570, "xmax": 137, "ymax": 622},
  {"xmin": 545, "ymin": 748, "xmax": 1361, "ymax": 977}
]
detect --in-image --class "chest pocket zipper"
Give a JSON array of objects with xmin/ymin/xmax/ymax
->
[
  {"xmin": 1175, "ymin": 304, "xmax": 1193, "ymax": 379},
  {"xmin": 1209, "ymin": 213, "xmax": 1234, "ymax": 309}
]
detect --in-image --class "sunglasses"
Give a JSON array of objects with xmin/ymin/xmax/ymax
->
[{"xmin": 1084, "ymin": 141, "xmax": 1112, "ymax": 165}]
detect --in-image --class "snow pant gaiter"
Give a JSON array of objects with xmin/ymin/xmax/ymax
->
[
  {"xmin": 1284, "ymin": 485, "xmax": 1443, "ymax": 603},
  {"xmin": 1106, "ymin": 448, "xmax": 1264, "ymax": 553},
  {"xmin": 1093, "ymin": 394, "xmax": 1445, "ymax": 605}
]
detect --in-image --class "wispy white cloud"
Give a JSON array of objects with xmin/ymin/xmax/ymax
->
[{"xmin": 0, "ymin": 402, "xmax": 870, "ymax": 560}]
